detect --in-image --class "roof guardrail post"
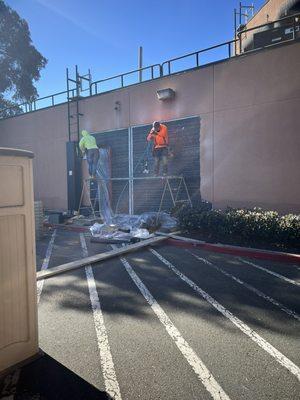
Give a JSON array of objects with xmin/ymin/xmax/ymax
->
[
  {"xmin": 75, "ymin": 65, "xmax": 80, "ymax": 97},
  {"xmin": 159, "ymin": 64, "xmax": 163, "ymax": 77},
  {"xmin": 239, "ymin": 33, "xmax": 242, "ymax": 54},
  {"xmin": 196, "ymin": 52, "xmax": 199, "ymax": 67},
  {"xmin": 88, "ymin": 69, "xmax": 92, "ymax": 96}
]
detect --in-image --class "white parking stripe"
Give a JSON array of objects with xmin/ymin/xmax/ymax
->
[
  {"xmin": 238, "ymin": 258, "xmax": 300, "ymax": 287},
  {"xmin": 80, "ymin": 235, "xmax": 122, "ymax": 400},
  {"xmin": 112, "ymin": 249, "xmax": 231, "ymax": 400},
  {"xmin": 150, "ymin": 248, "xmax": 300, "ymax": 382},
  {"xmin": 37, "ymin": 229, "xmax": 57, "ymax": 304},
  {"xmin": 189, "ymin": 251, "xmax": 300, "ymax": 322}
]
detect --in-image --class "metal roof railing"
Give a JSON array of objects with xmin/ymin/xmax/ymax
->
[
  {"xmin": 90, "ymin": 63, "xmax": 162, "ymax": 95},
  {"xmin": 161, "ymin": 40, "xmax": 237, "ymax": 75},
  {"xmin": 0, "ymin": 89, "xmax": 75, "ymax": 118},
  {"xmin": 1, "ymin": 13, "xmax": 299, "ymax": 120}
]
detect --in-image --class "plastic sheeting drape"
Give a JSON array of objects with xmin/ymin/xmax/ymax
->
[{"xmin": 95, "ymin": 148, "xmax": 114, "ymax": 223}]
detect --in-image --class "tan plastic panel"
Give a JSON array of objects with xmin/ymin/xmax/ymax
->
[
  {"xmin": 0, "ymin": 215, "xmax": 29, "ymax": 348},
  {"xmin": 0, "ymin": 152, "xmax": 38, "ymax": 373},
  {"xmin": 0, "ymin": 165, "xmax": 24, "ymax": 207}
]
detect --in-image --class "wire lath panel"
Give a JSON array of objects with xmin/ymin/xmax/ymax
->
[
  {"xmin": 91, "ymin": 118, "xmax": 200, "ymax": 215},
  {"xmin": 132, "ymin": 117, "xmax": 200, "ymax": 213}
]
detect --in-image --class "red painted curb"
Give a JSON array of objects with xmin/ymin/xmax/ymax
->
[{"xmin": 166, "ymin": 238, "xmax": 300, "ymax": 265}]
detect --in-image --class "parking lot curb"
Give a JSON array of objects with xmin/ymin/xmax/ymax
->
[{"xmin": 166, "ymin": 237, "xmax": 300, "ymax": 265}]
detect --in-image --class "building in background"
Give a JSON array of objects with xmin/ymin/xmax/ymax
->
[
  {"xmin": 235, "ymin": 0, "xmax": 300, "ymax": 53},
  {"xmin": 0, "ymin": 1, "xmax": 299, "ymax": 215}
]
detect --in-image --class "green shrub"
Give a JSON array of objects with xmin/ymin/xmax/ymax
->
[
  {"xmin": 171, "ymin": 199, "xmax": 212, "ymax": 224},
  {"xmin": 177, "ymin": 204, "xmax": 300, "ymax": 248},
  {"xmin": 277, "ymin": 214, "xmax": 300, "ymax": 244}
]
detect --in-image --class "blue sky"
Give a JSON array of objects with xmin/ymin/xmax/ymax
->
[{"xmin": 6, "ymin": 0, "xmax": 265, "ymax": 98}]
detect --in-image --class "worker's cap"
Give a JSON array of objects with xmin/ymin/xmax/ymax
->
[{"xmin": 152, "ymin": 121, "xmax": 160, "ymax": 129}]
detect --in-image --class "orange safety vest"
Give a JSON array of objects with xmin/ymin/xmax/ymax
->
[{"xmin": 147, "ymin": 124, "xmax": 168, "ymax": 149}]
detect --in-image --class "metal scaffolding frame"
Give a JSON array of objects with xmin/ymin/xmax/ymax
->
[{"xmin": 78, "ymin": 175, "xmax": 192, "ymax": 219}]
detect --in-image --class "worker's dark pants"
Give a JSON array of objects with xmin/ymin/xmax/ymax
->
[
  {"xmin": 87, "ymin": 148, "xmax": 99, "ymax": 177},
  {"xmin": 153, "ymin": 147, "xmax": 168, "ymax": 176}
]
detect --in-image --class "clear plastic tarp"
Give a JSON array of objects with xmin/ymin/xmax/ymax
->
[
  {"xmin": 91, "ymin": 148, "xmax": 178, "ymax": 241},
  {"xmin": 95, "ymin": 148, "xmax": 114, "ymax": 224}
]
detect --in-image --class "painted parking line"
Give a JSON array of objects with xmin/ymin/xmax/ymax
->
[
  {"xmin": 37, "ymin": 229, "xmax": 57, "ymax": 304},
  {"xmin": 238, "ymin": 258, "xmax": 300, "ymax": 287},
  {"xmin": 111, "ymin": 246, "xmax": 231, "ymax": 400},
  {"xmin": 188, "ymin": 251, "xmax": 300, "ymax": 322},
  {"xmin": 80, "ymin": 234, "xmax": 122, "ymax": 400},
  {"xmin": 150, "ymin": 248, "xmax": 300, "ymax": 382}
]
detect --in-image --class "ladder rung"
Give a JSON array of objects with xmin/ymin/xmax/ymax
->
[
  {"xmin": 69, "ymin": 114, "xmax": 83, "ymax": 118},
  {"xmin": 69, "ymin": 96, "xmax": 84, "ymax": 101}
]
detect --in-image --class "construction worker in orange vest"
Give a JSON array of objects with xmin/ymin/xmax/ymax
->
[{"xmin": 147, "ymin": 121, "xmax": 169, "ymax": 176}]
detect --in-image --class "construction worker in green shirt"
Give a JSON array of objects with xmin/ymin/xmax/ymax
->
[{"xmin": 79, "ymin": 130, "xmax": 99, "ymax": 178}]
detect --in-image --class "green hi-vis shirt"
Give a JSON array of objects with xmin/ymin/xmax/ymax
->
[{"xmin": 79, "ymin": 130, "xmax": 98, "ymax": 152}]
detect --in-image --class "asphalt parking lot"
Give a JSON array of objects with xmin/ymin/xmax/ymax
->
[{"xmin": 32, "ymin": 229, "xmax": 300, "ymax": 399}]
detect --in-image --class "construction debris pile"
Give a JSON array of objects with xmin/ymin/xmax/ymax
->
[
  {"xmin": 84, "ymin": 148, "xmax": 178, "ymax": 244},
  {"xmin": 44, "ymin": 147, "xmax": 179, "ymax": 244},
  {"xmin": 89, "ymin": 212, "xmax": 177, "ymax": 244}
]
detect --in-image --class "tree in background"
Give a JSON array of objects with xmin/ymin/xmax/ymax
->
[{"xmin": 0, "ymin": 0, "xmax": 47, "ymax": 116}]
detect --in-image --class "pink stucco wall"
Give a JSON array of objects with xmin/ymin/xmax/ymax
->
[
  {"xmin": 0, "ymin": 40, "xmax": 299, "ymax": 213},
  {"xmin": 0, "ymin": 105, "xmax": 69, "ymax": 209}
]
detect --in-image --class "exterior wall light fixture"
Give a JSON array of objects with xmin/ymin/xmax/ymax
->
[{"xmin": 156, "ymin": 88, "xmax": 175, "ymax": 101}]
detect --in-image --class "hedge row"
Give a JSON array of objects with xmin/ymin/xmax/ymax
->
[{"xmin": 174, "ymin": 202, "xmax": 300, "ymax": 248}]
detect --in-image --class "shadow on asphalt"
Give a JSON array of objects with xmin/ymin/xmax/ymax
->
[
  {"xmin": 37, "ymin": 231, "xmax": 300, "ymax": 338},
  {"xmin": 0, "ymin": 352, "xmax": 112, "ymax": 400}
]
